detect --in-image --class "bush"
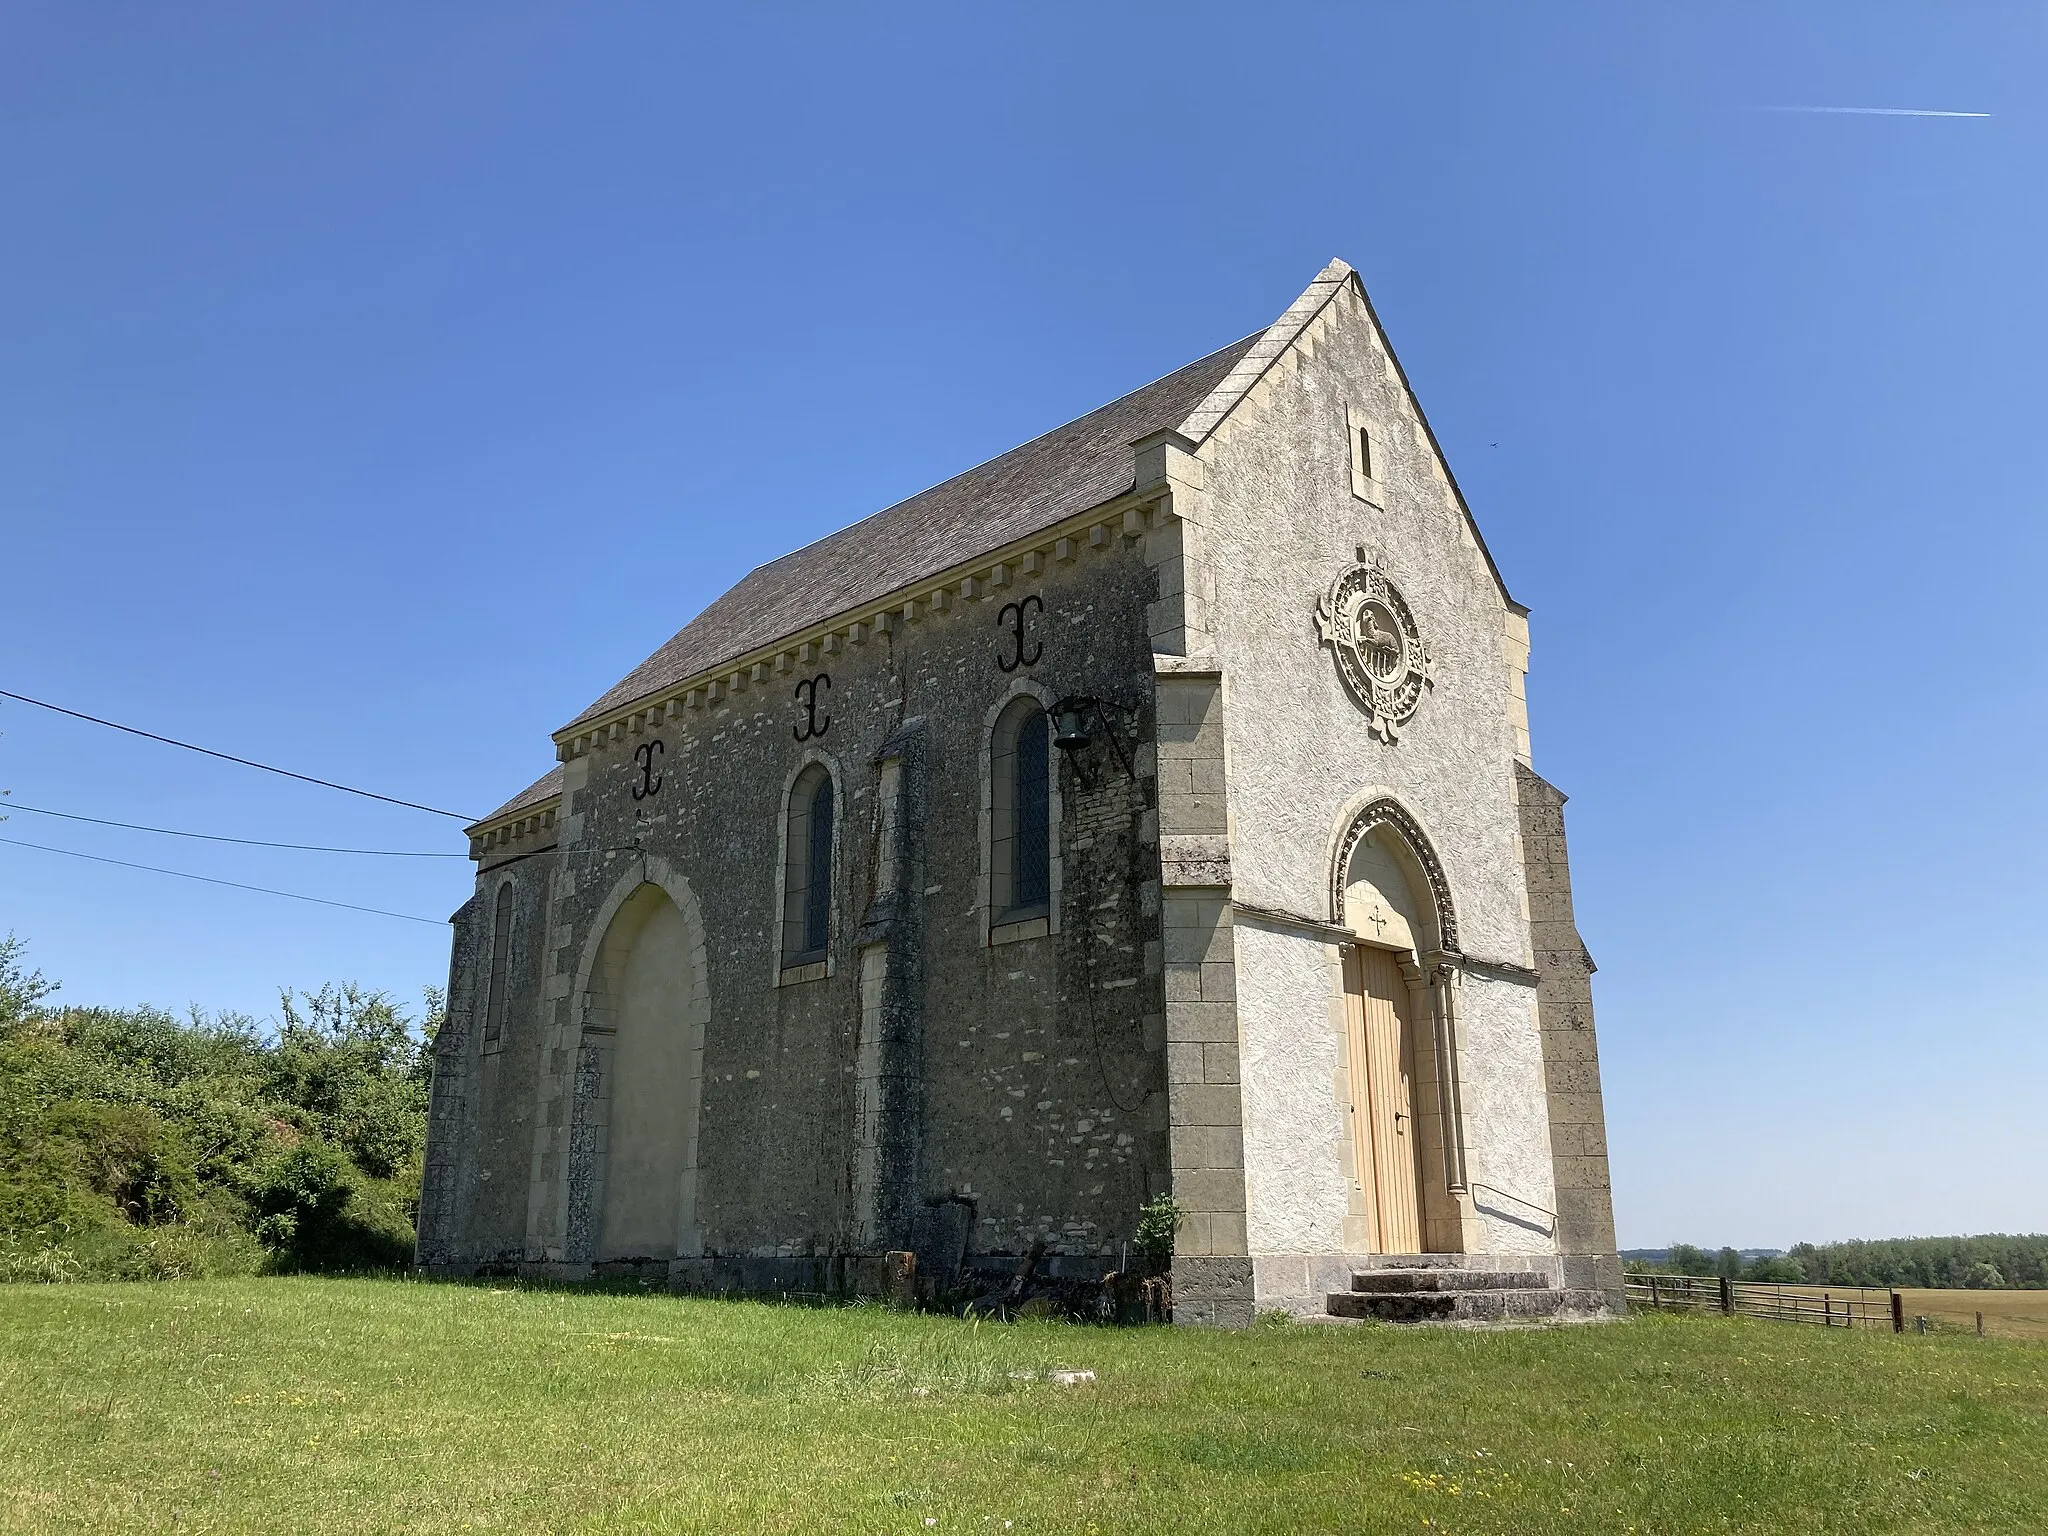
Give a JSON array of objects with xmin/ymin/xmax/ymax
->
[
  {"xmin": 40, "ymin": 1101, "xmax": 197, "ymax": 1224},
  {"xmin": 1134, "ymin": 1193, "xmax": 1185, "ymax": 1270},
  {"xmin": 0, "ymin": 936, "xmax": 435, "ymax": 1282},
  {"xmin": 249, "ymin": 1144, "xmax": 413, "ymax": 1274}
]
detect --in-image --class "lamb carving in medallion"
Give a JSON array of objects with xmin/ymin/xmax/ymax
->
[{"xmin": 1315, "ymin": 548, "xmax": 1434, "ymax": 741}]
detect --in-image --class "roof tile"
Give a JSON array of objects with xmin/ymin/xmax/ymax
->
[{"xmin": 563, "ymin": 332, "xmax": 1261, "ymax": 731}]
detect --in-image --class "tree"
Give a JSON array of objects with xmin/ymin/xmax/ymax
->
[
  {"xmin": 1743, "ymin": 1255, "xmax": 1805, "ymax": 1284},
  {"xmin": 0, "ymin": 933, "xmax": 58, "ymax": 1030},
  {"xmin": 1666, "ymin": 1243, "xmax": 1716, "ymax": 1277},
  {"xmin": 270, "ymin": 984, "xmax": 432, "ymax": 1179},
  {"xmin": 1778, "ymin": 1235, "xmax": 2048, "ymax": 1289}
]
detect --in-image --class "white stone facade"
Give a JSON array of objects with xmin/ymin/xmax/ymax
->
[{"xmin": 1160, "ymin": 271, "xmax": 1582, "ymax": 1314}]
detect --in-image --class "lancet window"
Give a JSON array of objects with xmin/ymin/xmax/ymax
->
[
  {"xmin": 990, "ymin": 697, "xmax": 1051, "ymax": 920},
  {"xmin": 781, "ymin": 764, "xmax": 835, "ymax": 965},
  {"xmin": 484, "ymin": 883, "xmax": 514, "ymax": 1045}
]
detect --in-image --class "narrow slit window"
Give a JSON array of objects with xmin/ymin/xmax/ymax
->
[
  {"xmin": 1348, "ymin": 406, "xmax": 1378, "ymax": 499},
  {"xmin": 484, "ymin": 884, "xmax": 514, "ymax": 1043}
]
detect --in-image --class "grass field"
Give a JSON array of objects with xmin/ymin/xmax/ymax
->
[
  {"xmin": 1, "ymin": 1279, "xmax": 2043, "ymax": 1534},
  {"xmin": 1640, "ymin": 1280, "xmax": 2048, "ymax": 1342},
  {"xmin": 1894, "ymin": 1289, "xmax": 2047, "ymax": 1341}
]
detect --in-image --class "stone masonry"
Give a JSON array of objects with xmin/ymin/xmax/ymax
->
[
  {"xmin": 418, "ymin": 260, "xmax": 1623, "ymax": 1326},
  {"xmin": 1515, "ymin": 762, "xmax": 1624, "ymax": 1309}
]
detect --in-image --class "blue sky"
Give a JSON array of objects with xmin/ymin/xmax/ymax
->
[{"xmin": 2, "ymin": 3, "xmax": 2041, "ymax": 1248}]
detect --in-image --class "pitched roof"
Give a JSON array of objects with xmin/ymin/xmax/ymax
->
[
  {"xmin": 562, "ymin": 331, "xmax": 1262, "ymax": 732},
  {"xmin": 1176, "ymin": 259, "xmax": 1357, "ymax": 444},
  {"xmin": 1174, "ymin": 256, "xmax": 1512, "ymax": 605},
  {"xmin": 472, "ymin": 766, "xmax": 562, "ymax": 832},
  {"xmin": 476, "ymin": 258, "xmax": 1510, "ymax": 828}
]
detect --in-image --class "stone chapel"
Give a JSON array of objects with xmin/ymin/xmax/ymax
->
[{"xmin": 416, "ymin": 260, "xmax": 1623, "ymax": 1325}]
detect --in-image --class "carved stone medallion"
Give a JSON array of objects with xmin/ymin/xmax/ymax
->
[{"xmin": 1315, "ymin": 550, "xmax": 1433, "ymax": 741}]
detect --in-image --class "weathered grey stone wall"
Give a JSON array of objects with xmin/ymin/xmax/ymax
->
[
  {"xmin": 1516, "ymin": 762, "xmax": 1624, "ymax": 1307},
  {"xmin": 417, "ymin": 849, "xmax": 560, "ymax": 1270},
  {"xmin": 497, "ymin": 537, "xmax": 1171, "ymax": 1279},
  {"xmin": 424, "ymin": 268, "xmax": 1620, "ymax": 1324},
  {"xmin": 415, "ymin": 895, "xmax": 481, "ymax": 1269},
  {"xmin": 1193, "ymin": 280, "xmax": 1559, "ymax": 1264},
  {"xmin": 1150, "ymin": 656, "xmax": 1254, "ymax": 1327}
]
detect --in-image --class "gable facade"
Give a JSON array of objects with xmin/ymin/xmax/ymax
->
[{"xmin": 417, "ymin": 262, "xmax": 1621, "ymax": 1324}]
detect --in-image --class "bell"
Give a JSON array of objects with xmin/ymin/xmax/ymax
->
[{"xmin": 1053, "ymin": 704, "xmax": 1092, "ymax": 754}]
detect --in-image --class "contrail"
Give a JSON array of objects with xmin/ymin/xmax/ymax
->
[{"xmin": 1760, "ymin": 106, "xmax": 1991, "ymax": 118}]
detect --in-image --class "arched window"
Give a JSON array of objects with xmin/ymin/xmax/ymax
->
[
  {"xmin": 484, "ymin": 883, "xmax": 514, "ymax": 1044},
  {"xmin": 781, "ymin": 764, "xmax": 835, "ymax": 965},
  {"xmin": 991, "ymin": 697, "xmax": 1051, "ymax": 920}
]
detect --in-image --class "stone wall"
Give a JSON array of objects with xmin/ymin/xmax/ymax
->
[
  {"xmin": 417, "ymin": 847, "xmax": 560, "ymax": 1271},
  {"xmin": 1515, "ymin": 762, "xmax": 1624, "ymax": 1308},
  {"xmin": 1455, "ymin": 971, "xmax": 1561, "ymax": 1244},
  {"xmin": 1153, "ymin": 656, "xmax": 1251, "ymax": 1326},
  {"xmin": 421, "ymin": 268, "xmax": 1622, "ymax": 1323},
  {"xmin": 1185, "ymin": 275, "xmax": 1568, "ymax": 1306},
  {"xmin": 430, "ymin": 530, "xmax": 1176, "ymax": 1282}
]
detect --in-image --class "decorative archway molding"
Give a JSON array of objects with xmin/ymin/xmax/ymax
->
[
  {"xmin": 1327, "ymin": 793, "xmax": 1460, "ymax": 956},
  {"xmin": 566, "ymin": 855, "xmax": 708, "ymax": 1029},
  {"xmin": 556, "ymin": 853, "xmax": 712, "ymax": 1267},
  {"xmin": 1324, "ymin": 791, "xmax": 1473, "ymax": 1217}
]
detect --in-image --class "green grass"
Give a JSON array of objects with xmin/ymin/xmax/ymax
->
[{"xmin": 0, "ymin": 1279, "xmax": 2043, "ymax": 1533}]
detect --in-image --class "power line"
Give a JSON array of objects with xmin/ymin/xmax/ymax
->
[
  {"xmin": 0, "ymin": 688, "xmax": 476, "ymax": 820},
  {"xmin": 0, "ymin": 801, "xmax": 467, "ymax": 857},
  {"xmin": 0, "ymin": 834, "xmax": 447, "ymax": 927}
]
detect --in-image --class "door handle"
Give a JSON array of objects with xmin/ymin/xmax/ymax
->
[{"xmin": 1394, "ymin": 1111, "xmax": 1408, "ymax": 1134}]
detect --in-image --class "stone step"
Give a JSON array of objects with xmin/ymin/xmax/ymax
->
[
  {"xmin": 1325, "ymin": 1287, "xmax": 1568, "ymax": 1325},
  {"xmin": 1349, "ymin": 1269, "xmax": 1550, "ymax": 1294},
  {"xmin": 1355, "ymin": 1254, "xmax": 1474, "ymax": 1270}
]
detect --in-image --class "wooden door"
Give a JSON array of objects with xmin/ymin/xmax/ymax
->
[{"xmin": 1344, "ymin": 945, "xmax": 1424, "ymax": 1254}]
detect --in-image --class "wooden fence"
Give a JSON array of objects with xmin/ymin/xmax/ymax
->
[{"xmin": 1626, "ymin": 1273, "xmax": 1904, "ymax": 1331}]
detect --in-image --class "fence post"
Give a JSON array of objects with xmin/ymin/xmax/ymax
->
[
  {"xmin": 1649, "ymin": 1274, "xmax": 1660, "ymax": 1311},
  {"xmin": 1891, "ymin": 1291, "xmax": 1904, "ymax": 1334},
  {"xmin": 1977, "ymin": 1312, "xmax": 1985, "ymax": 1338},
  {"xmin": 1719, "ymin": 1276, "xmax": 1733, "ymax": 1315}
]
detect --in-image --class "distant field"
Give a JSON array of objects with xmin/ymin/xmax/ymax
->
[
  {"xmin": 1895, "ymin": 1289, "xmax": 2048, "ymax": 1340},
  {"xmin": 1636, "ymin": 1277, "xmax": 2048, "ymax": 1343},
  {"xmin": 1726, "ymin": 1284, "xmax": 2048, "ymax": 1341},
  {"xmin": 0, "ymin": 1278, "xmax": 2044, "ymax": 1533}
]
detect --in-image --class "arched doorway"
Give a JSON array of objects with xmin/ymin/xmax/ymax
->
[
  {"xmin": 1333, "ymin": 802, "xmax": 1465, "ymax": 1256},
  {"xmin": 588, "ymin": 882, "xmax": 708, "ymax": 1264}
]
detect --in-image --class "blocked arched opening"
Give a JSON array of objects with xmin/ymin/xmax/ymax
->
[{"xmin": 584, "ymin": 879, "xmax": 710, "ymax": 1264}]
